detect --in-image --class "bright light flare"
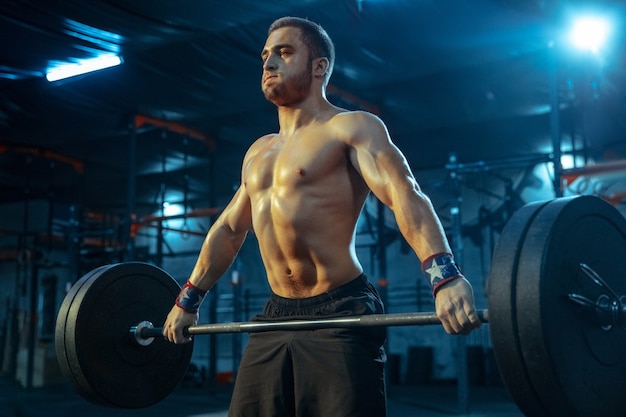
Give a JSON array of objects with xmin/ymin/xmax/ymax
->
[{"xmin": 568, "ymin": 16, "xmax": 611, "ymax": 53}]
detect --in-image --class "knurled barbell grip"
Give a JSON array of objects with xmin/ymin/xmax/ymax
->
[{"xmin": 135, "ymin": 310, "xmax": 489, "ymax": 340}]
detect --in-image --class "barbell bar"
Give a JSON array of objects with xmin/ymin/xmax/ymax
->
[
  {"xmin": 55, "ymin": 195, "xmax": 626, "ymax": 415},
  {"xmin": 130, "ymin": 310, "xmax": 491, "ymax": 346}
]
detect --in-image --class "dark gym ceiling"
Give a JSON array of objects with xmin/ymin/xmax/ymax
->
[{"xmin": 1, "ymin": 0, "xmax": 625, "ymax": 218}]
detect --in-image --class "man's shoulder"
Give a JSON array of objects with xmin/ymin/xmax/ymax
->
[
  {"xmin": 330, "ymin": 109, "xmax": 383, "ymax": 126},
  {"xmin": 250, "ymin": 133, "xmax": 277, "ymax": 147},
  {"xmin": 244, "ymin": 134, "xmax": 277, "ymax": 158},
  {"xmin": 328, "ymin": 109, "xmax": 387, "ymax": 140},
  {"xmin": 256, "ymin": 132, "xmax": 278, "ymax": 142}
]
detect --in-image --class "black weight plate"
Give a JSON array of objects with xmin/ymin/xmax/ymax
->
[
  {"xmin": 487, "ymin": 199, "xmax": 551, "ymax": 417},
  {"xmin": 55, "ymin": 264, "xmax": 110, "ymax": 399},
  {"xmin": 59, "ymin": 262, "xmax": 193, "ymax": 408},
  {"xmin": 61, "ymin": 265, "xmax": 132, "ymax": 403},
  {"xmin": 516, "ymin": 195, "xmax": 626, "ymax": 417}
]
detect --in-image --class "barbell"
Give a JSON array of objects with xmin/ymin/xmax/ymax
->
[{"xmin": 54, "ymin": 195, "xmax": 626, "ymax": 416}]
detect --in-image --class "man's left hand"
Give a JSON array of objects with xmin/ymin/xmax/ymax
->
[{"xmin": 434, "ymin": 277, "xmax": 482, "ymax": 335}]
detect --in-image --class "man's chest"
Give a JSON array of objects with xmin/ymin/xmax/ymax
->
[{"xmin": 245, "ymin": 135, "xmax": 347, "ymax": 193}]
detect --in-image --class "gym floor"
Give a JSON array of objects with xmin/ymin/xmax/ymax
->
[{"xmin": 0, "ymin": 376, "xmax": 524, "ymax": 417}]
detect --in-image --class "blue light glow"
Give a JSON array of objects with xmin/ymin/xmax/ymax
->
[{"xmin": 163, "ymin": 202, "xmax": 184, "ymax": 217}]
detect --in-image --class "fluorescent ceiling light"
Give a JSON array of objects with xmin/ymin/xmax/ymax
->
[{"xmin": 46, "ymin": 55, "xmax": 122, "ymax": 82}]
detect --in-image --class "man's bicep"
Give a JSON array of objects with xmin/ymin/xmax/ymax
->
[
  {"xmin": 219, "ymin": 141, "xmax": 261, "ymax": 235},
  {"xmin": 219, "ymin": 185, "xmax": 253, "ymax": 235}
]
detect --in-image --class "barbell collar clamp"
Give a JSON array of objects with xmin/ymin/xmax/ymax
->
[
  {"xmin": 567, "ymin": 293, "xmax": 626, "ymax": 331},
  {"xmin": 580, "ymin": 263, "xmax": 623, "ymax": 303},
  {"xmin": 130, "ymin": 321, "xmax": 157, "ymax": 346}
]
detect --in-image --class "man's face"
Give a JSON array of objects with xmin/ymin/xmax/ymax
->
[{"xmin": 261, "ymin": 27, "xmax": 312, "ymax": 106}]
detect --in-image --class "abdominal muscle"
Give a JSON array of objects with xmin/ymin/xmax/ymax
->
[{"xmin": 251, "ymin": 176, "xmax": 366, "ymax": 298}]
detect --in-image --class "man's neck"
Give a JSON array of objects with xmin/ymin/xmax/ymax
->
[{"xmin": 276, "ymin": 94, "xmax": 333, "ymax": 136}]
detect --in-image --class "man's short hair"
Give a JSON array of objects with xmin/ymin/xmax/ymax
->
[{"xmin": 268, "ymin": 17, "xmax": 335, "ymax": 85}]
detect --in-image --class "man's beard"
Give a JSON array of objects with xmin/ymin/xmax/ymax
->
[{"xmin": 263, "ymin": 64, "xmax": 312, "ymax": 106}]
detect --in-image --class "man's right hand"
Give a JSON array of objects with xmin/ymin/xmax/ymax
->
[{"xmin": 162, "ymin": 305, "xmax": 198, "ymax": 344}]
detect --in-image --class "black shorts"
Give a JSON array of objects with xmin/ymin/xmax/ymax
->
[{"xmin": 228, "ymin": 274, "xmax": 387, "ymax": 417}]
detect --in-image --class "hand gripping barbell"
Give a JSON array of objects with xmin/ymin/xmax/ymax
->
[{"xmin": 54, "ymin": 195, "xmax": 626, "ymax": 416}]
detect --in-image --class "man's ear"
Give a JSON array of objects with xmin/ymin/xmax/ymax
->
[{"xmin": 312, "ymin": 57, "xmax": 329, "ymax": 79}]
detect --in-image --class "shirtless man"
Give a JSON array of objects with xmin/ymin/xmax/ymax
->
[{"xmin": 163, "ymin": 16, "xmax": 481, "ymax": 417}]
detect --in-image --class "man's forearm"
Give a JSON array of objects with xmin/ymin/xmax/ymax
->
[
  {"xmin": 394, "ymin": 190, "xmax": 452, "ymax": 260},
  {"xmin": 188, "ymin": 222, "xmax": 248, "ymax": 290}
]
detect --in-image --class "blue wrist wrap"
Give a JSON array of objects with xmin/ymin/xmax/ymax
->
[{"xmin": 422, "ymin": 253, "xmax": 464, "ymax": 297}]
